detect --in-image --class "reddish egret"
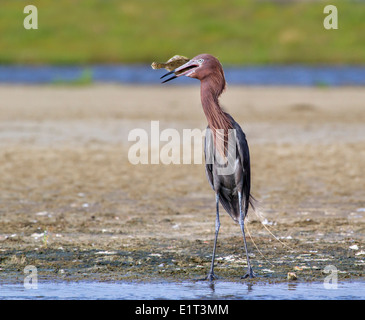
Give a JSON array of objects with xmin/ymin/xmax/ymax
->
[{"xmin": 161, "ymin": 54, "xmax": 256, "ymax": 280}]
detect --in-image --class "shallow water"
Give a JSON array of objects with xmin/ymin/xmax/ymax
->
[
  {"xmin": 1, "ymin": 280, "xmax": 364, "ymax": 300},
  {"xmin": 0, "ymin": 65, "xmax": 364, "ymax": 86}
]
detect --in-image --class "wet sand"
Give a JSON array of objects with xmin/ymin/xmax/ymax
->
[{"xmin": 0, "ymin": 85, "xmax": 364, "ymax": 284}]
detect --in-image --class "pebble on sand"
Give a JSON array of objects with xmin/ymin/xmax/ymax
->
[{"xmin": 287, "ymin": 272, "xmax": 298, "ymax": 280}]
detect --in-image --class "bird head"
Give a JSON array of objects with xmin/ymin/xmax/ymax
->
[{"xmin": 161, "ymin": 54, "xmax": 224, "ymax": 83}]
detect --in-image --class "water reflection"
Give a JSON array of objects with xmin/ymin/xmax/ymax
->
[
  {"xmin": 287, "ymin": 282, "xmax": 298, "ymax": 291},
  {"xmin": 0, "ymin": 280, "xmax": 364, "ymax": 300},
  {"xmin": 208, "ymin": 282, "xmax": 215, "ymax": 294},
  {"xmin": 195, "ymin": 279, "xmax": 256, "ymax": 299}
]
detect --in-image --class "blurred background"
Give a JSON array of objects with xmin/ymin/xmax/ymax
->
[{"xmin": 0, "ymin": 0, "xmax": 364, "ymax": 84}]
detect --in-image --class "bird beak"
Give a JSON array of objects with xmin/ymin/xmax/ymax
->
[
  {"xmin": 160, "ymin": 70, "xmax": 177, "ymax": 83},
  {"xmin": 160, "ymin": 60, "xmax": 198, "ymax": 83}
]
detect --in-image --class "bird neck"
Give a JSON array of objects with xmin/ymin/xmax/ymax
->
[
  {"xmin": 200, "ymin": 77, "xmax": 233, "ymax": 155},
  {"xmin": 200, "ymin": 77, "xmax": 232, "ymax": 133}
]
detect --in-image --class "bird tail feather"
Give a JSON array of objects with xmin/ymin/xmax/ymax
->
[{"xmin": 249, "ymin": 194, "xmax": 258, "ymax": 212}]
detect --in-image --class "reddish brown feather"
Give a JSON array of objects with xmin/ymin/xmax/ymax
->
[{"xmin": 199, "ymin": 61, "xmax": 233, "ymax": 157}]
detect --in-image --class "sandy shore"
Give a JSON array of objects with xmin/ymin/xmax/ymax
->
[{"xmin": 0, "ymin": 84, "xmax": 364, "ymax": 283}]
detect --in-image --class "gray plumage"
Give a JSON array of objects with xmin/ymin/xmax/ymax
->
[{"xmin": 205, "ymin": 115, "xmax": 251, "ymax": 223}]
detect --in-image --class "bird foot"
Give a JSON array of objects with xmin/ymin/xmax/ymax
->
[
  {"xmin": 205, "ymin": 273, "xmax": 218, "ymax": 281},
  {"xmin": 241, "ymin": 268, "xmax": 256, "ymax": 279},
  {"xmin": 195, "ymin": 273, "xmax": 218, "ymax": 281}
]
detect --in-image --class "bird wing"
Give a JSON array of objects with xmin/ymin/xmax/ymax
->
[
  {"xmin": 204, "ymin": 126, "xmax": 214, "ymax": 190},
  {"xmin": 232, "ymin": 119, "xmax": 251, "ymax": 205},
  {"xmin": 204, "ymin": 119, "xmax": 251, "ymax": 221},
  {"xmin": 204, "ymin": 123, "xmax": 241, "ymax": 221}
]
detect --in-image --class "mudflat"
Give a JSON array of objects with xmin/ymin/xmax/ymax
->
[{"xmin": 0, "ymin": 85, "xmax": 364, "ymax": 283}]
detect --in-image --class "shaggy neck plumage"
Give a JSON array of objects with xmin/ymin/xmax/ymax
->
[{"xmin": 200, "ymin": 74, "xmax": 233, "ymax": 155}]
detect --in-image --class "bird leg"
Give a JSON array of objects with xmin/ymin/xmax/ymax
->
[
  {"xmin": 238, "ymin": 192, "xmax": 255, "ymax": 279},
  {"xmin": 205, "ymin": 193, "xmax": 220, "ymax": 281}
]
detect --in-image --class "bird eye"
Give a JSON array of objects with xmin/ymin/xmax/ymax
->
[{"xmin": 198, "ymin": 59, "xmax": 204, "ymax": 63}]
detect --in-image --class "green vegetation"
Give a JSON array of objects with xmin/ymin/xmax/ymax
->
[{"xmin": 0, "ymin": 0, "xmax": 364, "ymax": 64}]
